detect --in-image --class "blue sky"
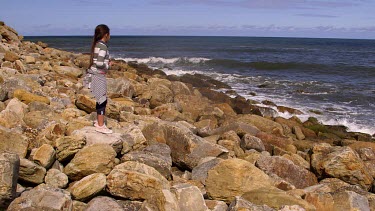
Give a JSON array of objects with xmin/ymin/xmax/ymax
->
[{"xmin": 1, "ymin": 0, "xmax": 374, "ymax": 39}]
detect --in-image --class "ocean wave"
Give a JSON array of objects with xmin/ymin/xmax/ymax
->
[{"xmin": 116, "ymin": 57, "xmax": 211, "ymax": 65}]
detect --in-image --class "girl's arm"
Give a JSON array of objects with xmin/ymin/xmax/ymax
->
[{"xmin": 95, "ymin": 43, "xmax": 109, "ymax": 70}]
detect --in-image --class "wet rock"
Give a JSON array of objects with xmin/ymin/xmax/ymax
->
[
  {"xmin": 205, "ymin": 158, "xmax": 272, "ymax": 203},
  {"xmin": 64, "ymin": 144, "xmax": 116, "ymax": 181},
  {"xmin": 0, "ymin": 153, "xmax": 19, "ymax": 209}
]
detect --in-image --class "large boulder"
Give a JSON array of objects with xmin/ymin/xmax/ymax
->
[
  {"xmin": 205, "ymin": 158, "xmax": 273, "ymax": 203},
  {"xmin": 32, "ymin": 144, "xmax": 56, "ymax": 169},
  {"xmin": 311, "ymin": 143, "xmax": 373, "ymax": 190},
  {"xmin": 0, "ymin": 107, "xmax": 26, "ymax": 129},
  {"xmin": 174, "ymin": 94, "xmax": 209, "ymax": 122},
  {"xmin": 236, "ymin": 114, "xmax": 284, "ymax": 134},
  {"xmin": 0, "ymin": 153, "xmax": 19, "ymax": 208},
  {"xmin": 121, "ymin": 143, "xmax": 172, "ymax": 179},
  {"xmin": 192, "ymin": 158, "xmax": 222, "ymax": 185},
  {"xmin": 4, "ymin": 51, "xmax": 19, "ymax": 62},
  {"xmin": 201, "ymin": 122, "xmax": 260, "ymax": 137},
  {"xmin": 120, "ymin": 126, "xmax": 147, "ymax": 154},
  {"xmin": 64, "ymin": 144, "xmax": 117, "ymax": 181},
  {"xmin": 69, "ymin": 173, "xmax": 106, "ymax": 201},
  {"xmin": 0, "ymin": 128, "xmax": 28, "ymax": 158},
  {"xmin": 142, "ymin": 121, "xmax": 228, "ymax": 170},
  {"xmin": 240, "ymin": 134, "xmax": 265, "ymax": 152},
  {"xmin": 72, "ymin": 126, "xmax": 124, "ymax": 153},
  {"xmin": 19, "ymin": 158, "xmax": 46, "ymax": 185},
  {"xmin": 171, "ymin": 183, "xmax": 209, "ymax": 211},
  {"xmin": 149, "ymin": 84, "xmax": 173, "ymax": 108},
  {"xmin": 7, "ymin": 184, "xmax": 73, "ymax": 211},
  {"xmin": 55, "ymin": 135, "xmax": 86, "ymax": 162},
  {"xmin": 256, "ymin": 132, "xmax": 294, "ymax": 153},
  {"xmin": 256, "ymin": 155, "xmax": 318, "ymax": 189},
  {"xmin": 106, "ymin": 161, "xmax": 169, "ymax": 210},
  {"xmin": 75, "ymin": 94, "xmax": 96, "ymax": 114},
  {"xmin": 107, "ymin": 77, "xmax": 134, "ymax": 98},
  {"xmin": 241, "ymin": 188, "xmax": 316, "ymax": 211}
]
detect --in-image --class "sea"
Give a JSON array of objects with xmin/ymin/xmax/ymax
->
[{"xmin": 25, "ymin": 36, "xmax": 375, "ymax": 135}]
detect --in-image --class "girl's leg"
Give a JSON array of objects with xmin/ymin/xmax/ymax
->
[{"xmin": 96, "ymin": 100, "xmax": 107, "ymax": 126}]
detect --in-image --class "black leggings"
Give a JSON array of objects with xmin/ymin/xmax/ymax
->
[{"xmin": 96, "ymin": 100, "xmax": 107, "ymax": 115}]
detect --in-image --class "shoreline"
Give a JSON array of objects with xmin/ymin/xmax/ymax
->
[{"xmin": 1, "ymin": 21, "xmax": 375, "ymax": 210}]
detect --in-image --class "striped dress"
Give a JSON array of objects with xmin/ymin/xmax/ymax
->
[{"xmin": 87, "ymin": 41, "xmax": 110, "ymax": 105}]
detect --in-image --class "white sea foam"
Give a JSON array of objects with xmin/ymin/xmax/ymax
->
[{"xmin": 116, "ymin": 57, "xmax": 211, "ymax": 64}]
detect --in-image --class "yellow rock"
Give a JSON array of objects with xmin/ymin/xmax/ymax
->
[{"xmin": 13, "ymin": 89, "xmax": 50, "ymax": 104}]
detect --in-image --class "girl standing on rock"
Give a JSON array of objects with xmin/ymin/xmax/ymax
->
[{"xmin": 87, "ymin": 24, "xmax": 113, "ymax": 134}]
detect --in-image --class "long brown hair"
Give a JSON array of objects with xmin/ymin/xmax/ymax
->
[{"xmin": 89, "ymin": 24, "xmax": 110, "ymax": 67}]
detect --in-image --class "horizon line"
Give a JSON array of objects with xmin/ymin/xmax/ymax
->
[{"xmin": 23, "ymin": 34, "xmax": 375, "ymax": 41}]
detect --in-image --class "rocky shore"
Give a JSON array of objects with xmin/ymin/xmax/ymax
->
[{"xmin": 1, "ymin": 21, "xmax": 375, "ymax": 211}]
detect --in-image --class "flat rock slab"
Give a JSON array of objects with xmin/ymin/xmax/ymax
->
[{"xmin": 72, "ymin": 126, "xmax": 123, "ymax": 153}]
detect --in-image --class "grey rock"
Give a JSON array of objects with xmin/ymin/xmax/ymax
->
[
  {"xmin": 121, "ymin": 143, "xmax": 172, "ymax": 179},
  {"xmin": 171, "ymin": 183, "xmax": 209, "ymax": 211},
  {"xmin": 0, "ymin": 153, "xmax": 19, "ymax": 208},
  {"xmin": 45, "ymin": 169, "xmax": 68, "ymax": 189},
  {"xmin": 192, "ymin": 158, "xmax": 222, "ymax": 185},
  {"xmin": 228, "ymin": 196, "xmax": 275, "ymax": 211},
  {"xmin": 7, "ymin": 184, "xmax": 73, "ymax": 211},
  {"xmin": 240, "ymin": 134, "xmax": 265, "ymax": 152}
]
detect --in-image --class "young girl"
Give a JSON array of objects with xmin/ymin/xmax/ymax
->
[{"xmin": 88, "ymin": 24, "xmax": 112, "ymax": 134}]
